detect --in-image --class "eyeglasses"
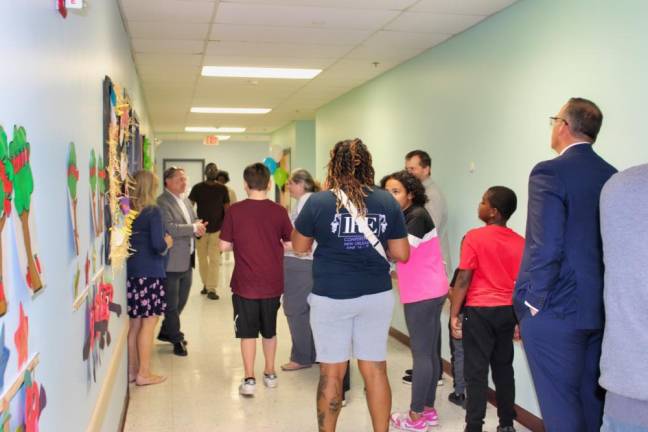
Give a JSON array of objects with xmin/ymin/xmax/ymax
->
[{"xmin": 549, "ymin": 116, "xmax": 569, "ymax": 127}]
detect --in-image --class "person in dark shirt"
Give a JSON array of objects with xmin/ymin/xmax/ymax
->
[
  {"xmin": 292, "ymin": 138, "xmax": 409, "ymax": 432},
  {"xmin": 220, "ymin": 163, "xmax": 293, "ymax": 397},
  {"xmin": 188, "ymin": 163, "xmax": 230, "ymax": 300}
]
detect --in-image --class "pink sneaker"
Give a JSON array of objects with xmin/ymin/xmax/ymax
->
[
  {"xmin": 421, "ymin": 407, "xmax": 439, "ymax": 426},
  {"xmin": 390, "ymin": 412, "xmax": 428, "ymax": 432}
]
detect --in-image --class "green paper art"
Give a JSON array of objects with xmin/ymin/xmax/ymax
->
[
  {"xmin": 68, "ymin": 143, "xmax": 80, "ymax": 255},
  {"xmin": 9, "ymin": 126, "xmax": 43, "ymax": 292},
  {"xmin": 0, "ymin": 126, "xmax": 13, "ymax": 316},
  {"xmin": 142, "ymin": 136, "xmax": 153, "ymax": 171}
]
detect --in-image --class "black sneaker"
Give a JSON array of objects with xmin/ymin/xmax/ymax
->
[
  {"xmin": 404, "ymin": 369, "xmax": 413, "ymax": 375},
  {"xmin": 207, "ymin": 292, "xmax": 220, "ymax": 300},
  {"xmin": 402, "ymin": 375, "xmax": 412, "ymax": 385},
  {"xmin": 496, "ymin": 427, "xmax": 516, "ymax": 432},
  {"xmin": 448, "ymin": 392, "xmax": 466, "ymax": 408},
  {"xmin": 200, "ymin": 286, "xmax": 208, "ymax": 295}
]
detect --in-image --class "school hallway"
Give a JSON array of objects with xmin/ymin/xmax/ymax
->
[{"xmin": 123, "ymin": 261, "xmax": 529, "ymax": 431}]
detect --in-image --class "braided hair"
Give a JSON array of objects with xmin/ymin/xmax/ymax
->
[{"xmin": 326, "ymin": 138, "xmax": 375, "ymax": 215}]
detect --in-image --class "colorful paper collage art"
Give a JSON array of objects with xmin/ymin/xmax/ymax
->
[
  {"xmin": 9, "ymin": 127, "xmax": 43, "ymax": 293},
  {"xmin": 13, "ymin": 303, "xmax": 28, "ymax": 368},
  {"xmin": 67, "ymin": 143, "xmax": 79, "ymax": 256},
  {"xmin": 83, "ymin": 276, "xmax": 122, "ymax": 382},
  {"xmin": 89, "ymin": 149, "xmax": 98, "ymax": 236},
  {"xmin": 23, "ymin": 369, "xmax": 46, "ymax": 432},
  {"xmin": 96, "ymin": 156, "xmax": 105, "ymax": 235},
  {"xmin": 0, "ymin": 127, "xmax": 13, "ymax": 316}
]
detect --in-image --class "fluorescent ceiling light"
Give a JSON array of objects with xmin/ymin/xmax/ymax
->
[
  {"xmin": 202, "ymin": 66, "xmax": 321, "ymax": 79},
  {"xmin": 185, "ymin": 127, "xmax": 246, "ymax": 133},
  {"xmin": 191, "ymin": 107, "xmax": 272, "ymax": 115}
]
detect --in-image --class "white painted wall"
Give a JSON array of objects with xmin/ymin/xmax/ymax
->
[
  {"xmin": 156, "ymin": 140, "xmax": 270, "ymax": 201},
  {"xmin": 0, "ymin": 1, "xmax": 149, "ymax": 430}
]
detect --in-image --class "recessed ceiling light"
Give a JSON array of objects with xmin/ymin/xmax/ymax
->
[
  {"xmin": 190, "ymin": 107, "xmax": 271, "ymax": 115},
  {"xmin": 201, "ymin": 66, "xmax": 321, "ymax": 79},
  {"xmin": 185, "ymin": 126, "xmax": 246, "ymax": 133}
]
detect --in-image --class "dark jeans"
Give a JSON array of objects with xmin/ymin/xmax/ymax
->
[
  {"xmin": 463, "ymin": 306, "xmax": 516, "ymax": 432},
  {"xmin": 449, "ymin": 313, "xmax": 466, "ymax": 394},
  {"xmin": 160, "ymin": 269, "xmax": 192, "ymax": 343}
]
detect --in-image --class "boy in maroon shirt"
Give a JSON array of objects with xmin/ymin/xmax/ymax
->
[
  {"xmin": 449, "ymin": 186, "xmax": 525, "ymax": 432},
  {"xmin": 220, "ymin": 163, "xmax": 293, "ymax": 397}
]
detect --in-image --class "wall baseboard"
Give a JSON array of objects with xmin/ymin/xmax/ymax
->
[
  {"xmin": 87, "ymin": 323, "xmax": 129, "ymax": 432},
  {"xmin": 389, "ymin": 327, "xmax": 545, "ymax": 432},
  {"xmin": 119, "ymin": 389, "xmax": 130, "ymax": 432}
]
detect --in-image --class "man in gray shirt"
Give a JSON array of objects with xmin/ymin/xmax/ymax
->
[{"xmin": 599, "ymin": 163, "xmax": 648, "ymax": 431}]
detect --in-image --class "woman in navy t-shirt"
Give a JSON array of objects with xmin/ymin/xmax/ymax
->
[{"xmin": 293, "ymin": 138, "xmax": 409, "ymax": 432}]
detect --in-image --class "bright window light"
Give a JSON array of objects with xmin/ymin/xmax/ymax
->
[
  {"xmin": 185, "ymin": 127, "xmax": 246, "ymax": 133},
  {"xmin": 201, "ymin": 66, "xmax": 321, "ymax": 79},
  {"xmin": 191, "ymin": 107, "xmax": 272, "ymax": 114}
]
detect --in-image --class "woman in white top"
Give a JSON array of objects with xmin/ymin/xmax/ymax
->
[{"xmin": 281, "ymin": 169, "xmax": 319, "ymax": 371}]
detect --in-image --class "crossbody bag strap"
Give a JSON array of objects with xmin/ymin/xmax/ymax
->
[{"xmin": 335, "ymin": 189, "xmax": 389, "ymax": 262}]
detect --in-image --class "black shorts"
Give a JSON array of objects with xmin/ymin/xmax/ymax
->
[{"xmin": 232, "ymin": 294, "xmax": 281, "ymax": 339}]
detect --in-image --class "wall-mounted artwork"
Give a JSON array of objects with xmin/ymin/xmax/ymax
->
[
  {"xmin": 82, "ymin": 272, "xmax": 121, "ymax": 382},
  {"xmin": 67, "ymin": 143, "xmax": 80, "ymax": 256},
  {"xmin": 9, "ymin": 127, "xmax": 44, "ymax": 293},
  {"xmin": 0, "ymin": 127, "xmax": 13, "ymax": 317},
  {"xmin": 89, "ymin": 149, "xmax": 99, "ymax": 237},
  {"xmin": 96, "ymin": 156, "xmax": 105, "ymax": 235},
  {"xmin": 102, "ymin": 76, "xmax": 139, "ymax": 271}
]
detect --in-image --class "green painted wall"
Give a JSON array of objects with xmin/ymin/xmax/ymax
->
[{"xmin": 314, "ymin": 0, "xmax": 648, "ymax": 418}]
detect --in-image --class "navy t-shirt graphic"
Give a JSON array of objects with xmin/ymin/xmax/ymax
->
[{"xmin": 295, "ymin": 188, "xmax": 407, "ymax": 300}]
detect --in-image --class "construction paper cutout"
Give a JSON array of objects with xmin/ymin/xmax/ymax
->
[
  {"xmin": 67, "ymin": 143, "xmax": 79, "ymax": 255},
  {"xmin": 142, "ymin": 136, "xmax": 152, "ymax": 170},
  {"xmin": 72, "ymin": 262, "xmax": 80, "ymax": 300},
  {"xmin": 263, "ymin": 157, "xmax": 277, "ymax": 174},
  {"xmin": 0, "ymin": 324, "xmax": 10, "ymax": 389},
  {"xmin": 57, "ymin": 0, "xmax": 67, "ymax": 18},
  {"xmin": 14, "ymin": 303, "xmax": 28, "ymax": 368},
  {"xmin": 0, "ymin": 126, "xmax": 13, "ymax": 317},
  {"xmin": 83, "ymin": 277, "xmax": 122, "ymax": 381},
  {"xmin": 89, "ymin": 149, "xmax": 98, "ymax": 236},
  {"xmin": 24, "ymin": 369, "xmax": 46, "ymax": 432},
  {"xmin": 9, "ymin": 126, "xmax": 44, "ymax": 292},
  {"xmin": 84, "ymin": 252, "xmax": 90, "ymax": 289}
]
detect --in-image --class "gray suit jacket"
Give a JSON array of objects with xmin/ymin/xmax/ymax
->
[{"xmin": 157, "ymin": 190, "xmax": 198, "ymax": 273}]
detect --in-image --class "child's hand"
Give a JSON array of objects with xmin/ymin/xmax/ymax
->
[
  {"xmin": 164, "ymin": 234, "xmax": 173, "ymax": 249},
  {"xmin": 513, "ymin": 324, "xmax": 521, "ymax": 341}
]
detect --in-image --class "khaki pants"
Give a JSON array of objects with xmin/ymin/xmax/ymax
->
[{"xmin": 196, "ymin": 231, "xmax": 221, "ymax": 293}]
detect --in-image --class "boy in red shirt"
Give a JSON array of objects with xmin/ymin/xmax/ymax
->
[
  {"xmin": 450, "ymin": 186, "xmax": 525, "ymax": 432},
  {"xmin": 220, "ymin": 163, "xmax": 293, "ymax": 397}
]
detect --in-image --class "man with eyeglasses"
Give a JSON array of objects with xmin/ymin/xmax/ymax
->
[
  {"xmin": 513, "ymin": 98, "xmax": 617, "ymax": 431},
  {"xmin": 157, "ymin": 166, "xmax": 208, "ymax": 356}
]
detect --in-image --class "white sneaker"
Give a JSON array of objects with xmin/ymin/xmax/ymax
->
[
  {"xmin": 263, "ymin": 373, "xmax": 278, "ymax": 388},
  {"xmin": 239, "ymin": 378, "xmax": 256, "ymax": 396},
  {"xmin": 437, "ymin": 378, "xmax": 444, "ymax": 386}
]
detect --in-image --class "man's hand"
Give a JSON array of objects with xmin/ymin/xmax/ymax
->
[
  {"xmin": 164, "ymin": 234, "xmax": 173, "ymax": 249},
  {"xmin": 194, "ymin": 220, "xmax": 207, "ymax": 237},
  {"xmin": 450, "ymin": 315, "xmax": 463, "ymax": 340}
]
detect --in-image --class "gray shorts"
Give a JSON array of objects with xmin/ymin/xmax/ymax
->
[{"xmin": 308, "ymin": 290, "xmax": 395, "ymax": 363}]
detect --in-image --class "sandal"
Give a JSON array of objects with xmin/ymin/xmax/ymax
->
[
  {"xmin": 281, "ymin": 362, "xmax": 312, "ymax": 372},
  {"xmin": 135, "ymin": 374, "xmax": 167, "ymax": 386}
]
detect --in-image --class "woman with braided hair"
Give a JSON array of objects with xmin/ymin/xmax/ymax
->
[{"xmin": 292, "ymin": 138, "xmax": 410, "ymax": 432}]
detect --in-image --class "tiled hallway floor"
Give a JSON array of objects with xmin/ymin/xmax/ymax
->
[{"xmin": 124, "ymin": 261, "xmax": 529, "ymax": 431}]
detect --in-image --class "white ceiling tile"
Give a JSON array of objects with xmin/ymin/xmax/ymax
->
[
  {"xmin": 205, "ymin": 40, "xmax": 351, "ymax": 58},
  {"xmin": 120, "ymin": 0, "xmax": 217, "ymax": 23},
  {"xmin": 210, "ymin": 24, "xmax": 372, "ymax": 46},
  {"xmin": 136, "ymin": 53, "xmax": 204, "ymax": 68},
  {"xmin": 344, "ymin": 31, "xmax": 450, "ymax": 61},
  {"xmin": 127, "ymin": 21, "xmax": 210, "ymax": 40},
  {"xmin": 218, "ymin": 0, "xmax": 418, "ymax": 9},
  {"xmin": 409, "ymin": 0, "xmax": 517, "ymax": 15},
  {"xmin": 214, "ymin": 3, "xmax": 400, "ymax": 30},
  {"xmin": 132, "ymin": 39, "xmax": 205, "ymax": 54},
  {"xmin": 385, "ymin": 12, "xmax": 486, "ymax": 34}
]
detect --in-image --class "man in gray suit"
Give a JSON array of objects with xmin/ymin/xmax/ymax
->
[{"xmin": 157, "ymin": 166, "xmax": 207, "ymax": 356}]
